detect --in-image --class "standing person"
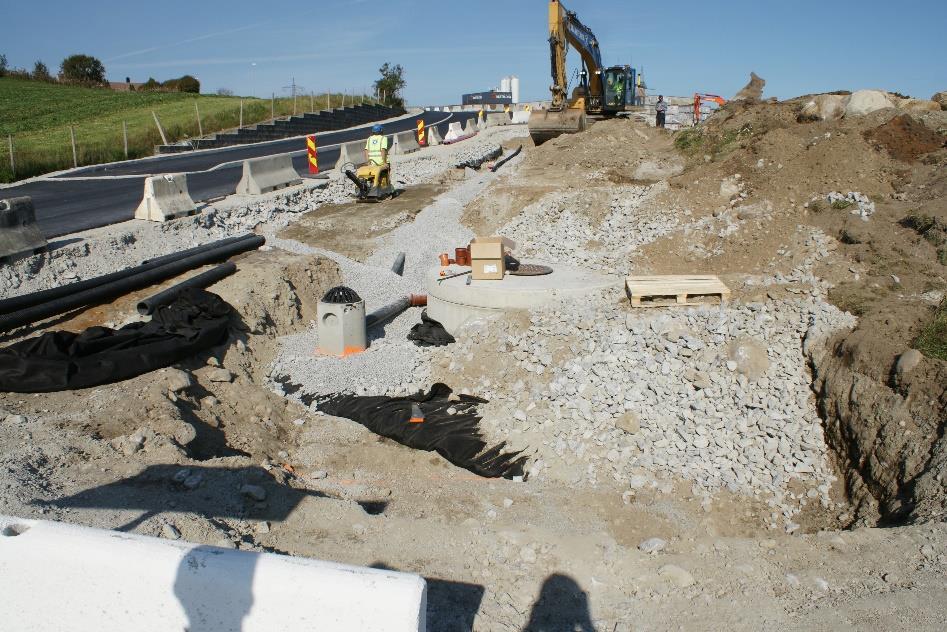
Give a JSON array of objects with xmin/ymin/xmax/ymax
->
[
  {"xmin": 364, "ymin": 124, "xmax": 389, "ymax": 166},
  {"xmin": 655, "ymin": 95, "xmax": 667, "ymax": 128}
]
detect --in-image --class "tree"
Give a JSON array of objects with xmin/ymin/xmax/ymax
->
[
  {"xmin": 60, "ymin": 54, "xmax": 106, "ymax": 85},
  {"xmin": 32, "ymin": 60, "xmax": 52, "ymax": 82},
  {"xmin": 216, "ymin": 87, "xmax": 234, "ymax": 96},
  {"xmin": 175, "ymin": 75, "xmax": 200, "ymax": 94},
  {"xmin": 0, "ymin": 54, "xmax": 7, "ymax": 77},
  {"xmin": 374, "ymin": 62, "xmax": 406, "ymax": 108},
  {"xmin": 142, "ymin": 77, "xmax": 160, "ymax": 91}
]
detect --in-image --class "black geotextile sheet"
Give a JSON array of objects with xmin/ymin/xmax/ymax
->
[
  {"xmin": 0, "ymin": 288, "xmax": 232, "ymax": 393},
  {"xmin": 313, "ymin": 383, "xmax": 528, "ymax": 479},
  {"xmin": 407, "ymin": 310, "xmax": 455, "ymax": 347}
]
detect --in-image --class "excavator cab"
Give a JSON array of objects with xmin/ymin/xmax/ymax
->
[{"xmin": 603, "ymin": 65, "xmax": 637, "ymax": 113}]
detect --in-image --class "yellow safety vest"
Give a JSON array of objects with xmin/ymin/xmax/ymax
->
[{"xmin": 365, "ymin": 134, "xmax": 388, "ymax": 165}]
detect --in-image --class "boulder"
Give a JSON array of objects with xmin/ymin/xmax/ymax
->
[
  {"xmin": 733, "ymin": 72, "xmax": 765, "ymax": 102},
  {"xmin": 845, "ymin": 90, "xmax": 894, "ymax": 117},
  {"xmin": 725, "ymin": 338, "xmax": 770, "ymax": 381},
  {"xmin": 896, "ymin": 98, "xmax": 942, "ymax": 113},
  {"xmin": 932, "ymin": 92, "xmax": 947, "ymax": 111},
  {"xmin": 798, "ymin": 94, "xmax": 847, "ymax": 122}
]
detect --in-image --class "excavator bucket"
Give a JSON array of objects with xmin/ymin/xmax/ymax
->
[{"xmin": 527, "ymin": 108, "xmax": 587, "ymax": 145}]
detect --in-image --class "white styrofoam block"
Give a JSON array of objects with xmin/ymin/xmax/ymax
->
[{"xmin": 0, "ymin": 514, "xmax": 426, "ymax": 632}]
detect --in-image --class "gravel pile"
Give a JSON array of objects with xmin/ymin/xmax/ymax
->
[
  {"xmin": 434, "ymin": 293, "xmax": 856, "ymax": 530},
  {"xmin": 825, "ymin": 191, "xmax": 875, "ymax": 220}
]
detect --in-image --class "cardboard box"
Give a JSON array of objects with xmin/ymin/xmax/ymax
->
[{"xmin": 469, "ymin": 236, "xmax": 516, "ymax": 281}]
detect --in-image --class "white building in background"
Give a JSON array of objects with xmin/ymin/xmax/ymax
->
[{"xmin": 499, "ymin": 76, "xmax": 521, "ymax": 104}]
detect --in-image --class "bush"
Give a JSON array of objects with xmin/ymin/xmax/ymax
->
[
  {"xmin": 0, "ymin": 54, "xmax": 7, "ymax": 77},
  {"xmin": 32, "ymin": 61, "xmax": 52, "ymax": 82},
  {"xmin": 60, "ymin": 54, "xmax": 106, "ymax": 85},
  {"xmin": 175, "ymin": 75, "xmax": 200, "ymax": 94},
  {"xmin": 914, "ymin": 299, "xmax": 947, "ymax": 361}
]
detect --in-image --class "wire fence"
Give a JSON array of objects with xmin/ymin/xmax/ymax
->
[{"xmin": 1, "ymin": 91, "xmax": 377, "ymax": 183}]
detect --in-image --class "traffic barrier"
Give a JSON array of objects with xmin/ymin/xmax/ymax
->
[
  {"xmin": 511, "ymin": 110, "xmax": 531, "ymax": 124},
  {"xmin": 391, "ymin": 131, "xmax": 420, "ymax": 155},
  {"xmin": 0, "ymin": 197, "xmax": 47, "ymax": 262},
  {"xmin": 337, "ymin": 140, "xmax": 365, "ymax": 171},
  {"xmin": 443, "ymin": 122, "xmax": 465, "ymax": 143},
  {"xmin": 416, "ymin": 119, "xmax": 427, "ymax": 147},
  {"xmin": 485, "ymin": 112, "xmax": 511, "ymax": 127},
  {"xmin": 134, "ymin": 174, "xmax": 197, "ymax": 222},
  {"xmin": 0, "ymin": 514, "xmax": 427, "ymax": 632},
  {"xmin": 463, "ymin": 118, "xmax": 478, "ymax": 136},
  {"xmin": 427, "ymin": 125, "xmax": 443, "ymax": 146},
  {"xmin": 307, "ymin": 135, "xmax": 319, "ymax": 174},
  {"xmin": 235, "ymin": 154, "xmax": 303, "ymax": 196}
]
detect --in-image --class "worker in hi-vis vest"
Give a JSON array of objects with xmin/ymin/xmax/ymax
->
[{"xmin": 364, "ymin": 124, "xmax": 389, "ymax": 166}]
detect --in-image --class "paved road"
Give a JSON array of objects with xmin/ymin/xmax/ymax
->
[{"xmin": 1, "ymin": 111, "xmax": 476, "ymax": 238}]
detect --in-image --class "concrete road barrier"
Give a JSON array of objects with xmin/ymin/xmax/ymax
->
[
  {"xmin": 486, "ymin": 112, "xmax": 511, "ymax": 127},
  {"xmin": 0, "ymin": 514, "xmax": 428, "ymax": 632},
  {"xmin": 391, "ymin": 131, "xmax": 421, "ymax": 155},
  {"xmin": 463, "ymin": 119, "xmax": 479, "ymax": 136},
  {"xmin": 134, "ymin": 174, "xmax": 197, "ymax": 222},
  {"xmin": 427, "ymin": 125, "xmax": 443, "ymax": 146},
  {"xmin": 443, "ymin": 122, "xmax": 465, "ymax": 142},
  {"xmin": 337, "ymin": 140, "xmax": 366, "ymax": 172},
  {"xmin": 0, "ymin": 197, "xmax": 47, "ymax": 262},
  {"xmin": 511, "ymin": 111, "xmax": 531, "ymax": 124},
  {"xmin": 236, "ymin": 154, "xmax": 303, "ymax": 195}
]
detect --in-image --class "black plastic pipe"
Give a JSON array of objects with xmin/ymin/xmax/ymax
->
[
  {"xmin": 0, "ymin": 235, "xmax": 264, "ymax": 332},
  {"xmin": 137, "ymin": 262, "xmax": 236, "ymax": 316},
  {"xmin": 0, "ymin": 233, "xmax": 259, "ymax": 316},
  {"xmin": 365, "ymin": 294, "xmax": 427, "ymax": 329},
  {"xmin": 490, "ymin": 145, "xmax": 523, "ymax": 173},
  {"xmin": 391, "ymin": 252, "xmax": 406, "ymax": 276}
]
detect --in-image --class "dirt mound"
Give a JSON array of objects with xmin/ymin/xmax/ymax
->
[{"xmin": 864, "ymin": 114, "xmax": 946, "ymax": 162}]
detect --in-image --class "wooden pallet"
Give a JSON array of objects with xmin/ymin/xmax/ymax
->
[{"xmin": 626, "ymin": 275, "xmax": 730, "ymax": 307}]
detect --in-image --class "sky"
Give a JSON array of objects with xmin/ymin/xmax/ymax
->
[{"xmin": 2, "ymin": 0, "xmax": 945, "ymax": 104}]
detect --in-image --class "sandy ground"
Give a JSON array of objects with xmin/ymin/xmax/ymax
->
[{"xmin": 1, "ymin": 106, "xmax": 946, "ymax": 630}]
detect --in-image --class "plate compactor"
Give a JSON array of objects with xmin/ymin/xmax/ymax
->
[{"xmin": 344, "ymin": 163, "xmax": 396, "ymax": 203}]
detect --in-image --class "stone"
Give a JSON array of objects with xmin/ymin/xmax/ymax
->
[
  {"xmin": 798, "ymin": 94, "xmax": 846, "ymax": 122},
  {"xmin": 207, "ymin": 368, "xmax": 234, "ymax": 383},
  {"xmin": 726, "ymin": 338, "xmax": 770, "ymax": 380},
  {"xmin": 895, "ymin": 349, "xmax": 923, "ymax": 376},
  {"xmin": 614, "ymin": 412, "xmax": 640, "ymax": 435},
  {"xmin": 256, "ymin": 521, "xmax": 271, "ymax": 534},
  {"xmin": 638, "ymin": 537, "xmax": 667, "ymax": 554},
  {"xmin": 166, "ymin": 369, "xmax": 192, "ymax": 393},
  {"xmin": 513, "ymin": 410, "xmax": 527, "ymax": 422},
  {"xmin": 503, "ymin": 498, "xmax": 514, "ymax": 508},
  {"xmin": 5, "ymin": 414, "xmax": 27, "ymax": 424},
  {"xmin": 240, "ymin": 484, "xmax": 267, "ymax": 502},
  {"xmin": 629, "ymin": 474, "xmax": 650, "ymax": 489},
  {"xmin": 182, "ymin": 472, "xmax": 204, "ymax": 490},
  {"xmin": 161, "ymin": 523, "xmax": 181, "ymax": 540},
  {"xmin": 720, "ymin": 177, "xmax": 741, "ymax": 199},
  {"xmin": 659, "ymin": 564, "xmax": 695, "ymax": 588},
  {"xmin": 311, "ymin": 470, "xmax": 328, "ymax": 480},
  {"xmin": 845, "ymin": 90, "xmax": 893, "ymax": 117},
  {"xmin": 895, "ymin": 98, "xmax": 941, "ymax": 113},
  {"xmin": 932, "ymin": 91, "xmax": 947, "ymax": 111}
]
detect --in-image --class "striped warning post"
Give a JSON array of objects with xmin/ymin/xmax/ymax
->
[
  {"xmin": 306, "ymin": 135, "xmax": 319, "ymax": 174},
  {"xmin": 416, "ymin": 119, "xmax": 427, "ymax": 147}
]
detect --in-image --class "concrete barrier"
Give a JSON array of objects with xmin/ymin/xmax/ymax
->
[
  {"xmin": 511, "ymin": 111, "xmax": 531, "ymax": 124},
  {"xmin": 391, "ymin": 130, "xmax": 421, "ymax": 155},
  {"xmin": 134, "ymin": 173, "xmax": 197, "ymax": 222},
  {"xmin": 0, "ymin": 514, "xmax": 427, "ymax": 632},
  {"xmin": 485, "ymin": 112, "xmax": 511, "ymax": 127},
  {"xmin": 0, "ymin": 197, "xmax": 47, "ymax": 262},
  {"xmin": 427, "ymin": 125, "xmax": 443, "ymax": 146},
  {"xmin": 443, "ymin": 122, "xmax": 465, "ymax": 143},
  {"xmin": 236, "ymin": 154, "xmax": 302, "ymax": 195},
  {"xmin": 463, "ymin": 118, "xmax": 479, "ymax": 136},
  {"xmin": 337, "ymin": 140, "xmax": 366, "ymax": 171}
]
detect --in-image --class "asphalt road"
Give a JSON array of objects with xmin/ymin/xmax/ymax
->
[{"xmin": 1, "ymin": 111, "xmax": 476, "ymax": 238}]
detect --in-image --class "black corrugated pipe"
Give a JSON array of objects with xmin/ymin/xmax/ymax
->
[
  {"xmin": 136, "ymin": 263, "xmax": 237, "ymax": 316},
  {"xmin": 0, "ymin": 235, "xmax": 264, "ymax": 332},
  {"xmin": 365, "ymin": 294, "xmax": 427, "ymax": 329},
  {"xmin": 0, "ymin": 233, "xmax": 260, "ymax": 316},
  {"xmin": 490, "ymin": 145, "xmax": 523, "ymax": 173}
]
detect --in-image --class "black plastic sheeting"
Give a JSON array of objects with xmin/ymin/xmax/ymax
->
[
  {"xmin": 312, "ymin": 383, "xmax": 528, "ymax": 479},
  {"xmin": 408, "ymin": 310, "xmax": 455, "ymax": 347},
  {"xmin": 0, "ymin": 289, "xmax": 232, "ymax": 393}
]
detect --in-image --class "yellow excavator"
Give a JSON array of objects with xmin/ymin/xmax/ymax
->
[{"xmin": 529, "ymin": 0, "xmax": 640, "ymax": 145}]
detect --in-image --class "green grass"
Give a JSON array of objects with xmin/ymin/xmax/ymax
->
[
  {"xmin": 915, "ymin": 299, "xmax": 947, "ymax": 361},
  {"xmin": 672, "ymin": 124, "xmax": 753, "ymax": 160},
  {"xmin": 831, "ymin": 199, "xmax": 854, "ymax": 210},
  {"xmin": 0, "ymin": 78, "xmax": 373, "ymax": 182}
]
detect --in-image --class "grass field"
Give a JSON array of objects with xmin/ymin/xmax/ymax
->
[{"xmin": 0, "ymin": 78, "xmax": 372, "ymax": 182}]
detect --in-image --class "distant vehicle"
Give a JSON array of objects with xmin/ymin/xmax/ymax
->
[{"xmin": 462, "ymin": 91, "xmax": 513, "ymax": 106}]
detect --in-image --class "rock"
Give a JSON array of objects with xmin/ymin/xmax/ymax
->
[
  {"xmin": 798, "ymin": 94, "xmax": 847, "ymax": 122},
  {"xmin": 214, "ymin": 538, "xmax": 236, "ymax": 550},
  {"xmin": 896, "ymin": 349, "xmax": 923, "ymax": 376},
  {"xmin": 733, "ymin": 72, "xmax": 765, "ymax": 102},
  {"xmin": 634, "ymin": 161, "xmax": 683, "ymax": 181},
  {"xmin": 638, "ymin": 537, "xmax": 667, "ymax": 554},
  {"xmin": 726, "ymin": 338, "xmax": 770, "ymax": 380},
  {"xmin": 166, "ymin": 369, "xmax": 193, "ymax": 393},
  {"xmin": 659, "ymin": 564, "xmax": 695, "ymax": 588},
  {"xmin": 845, "ymin": 90, "xmax": 893, "ymax": 117},
  {"xmin": 171, "ymin": 468, "xmax": 192, "ymax": 484},
  {"xmin": 629, "ymin": 474, "xmax": 650, "ymax": 489},
  {"xmin": 720, "ymin": 177, "xmax": 741, "ymax": 199},
  {"xmin": 503, "ymin": 498, "xmax": 514, "ymax": 508},
  {"xmin": 520, "ymin": 546, "xmax": 537, "ymax": 564},
  {"xmin": 614, "ymin": 412, "xmax": 640, "ymax": 435},
  {"xmin": 896, "ymin": 98, "xmax": 941, "ymax": 113},
  {"xmin": 240, "ymin": 484, "xmax": 267, "ymax": 502},
  {"xmin": 207, "ymin": 368, "xmax": 234, "ymax": 383},
  {"xmin": 161, "ymin": 523, "xmax": 181, "ymax": 540},
  {"xmin": 311, "ymin": 470, "xmax": 328, "ymax": 480},
  {"xmin": 5, "ymin": 414, "xmax": 27, "ymax": 424},
  {"xmin": 256, "ymin": 521, "xmax": 271, "ymax": 534},
  {"xmin": 513, "ymin": 409, "xmax": 528, "ymax": 422},
  {"xmin": 182, "ymin": 472, "xmax": 204, "ymax": 490},
  {"xmin": 932, "ymin": 91, "xmax": 947, "ymax": 111}
]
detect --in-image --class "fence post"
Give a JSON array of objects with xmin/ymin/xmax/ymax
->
[
  {"xmin": 152, "ymin": 111, "xmax": 168, "ymax": 145},
  {"xmin": 122, "ymin": 121, "xmax": 128, "ymax": 159},
  {"xmin": 293, "ymin": 91, "xmax": 297, "ymax": 116},
  {"xmin": 7, "ymin": 135, "xmax": 14, "ymax": 179},
  {"xmin": 70, "ymin": 126, "xmax": 78, "ymax": 168},
  {"xmin": 271, "ymin": 93, "xmax": 275, "ymax": 120},
  {"xmin": 342, "ymin": 91, "xmax": 346, "ymax": 107},
  {"xmin": 326, "ymin": 93, "xmax": 330, "ymax": 110},
  {"xmin": 195, "ymin": 102, "xmax": 203, "ymax": 137},
  {"xmin": 239, "ymin": 99, "xmax": 244, "ymax": 128},
  {"xmin": 310, "ymin": 92, "xmax": 313, "ymax": 112}
]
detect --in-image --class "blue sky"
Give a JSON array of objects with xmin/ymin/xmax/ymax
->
[{"xmin": 3, "ymin": 0, "xmax": 945, "ymax": 104}]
